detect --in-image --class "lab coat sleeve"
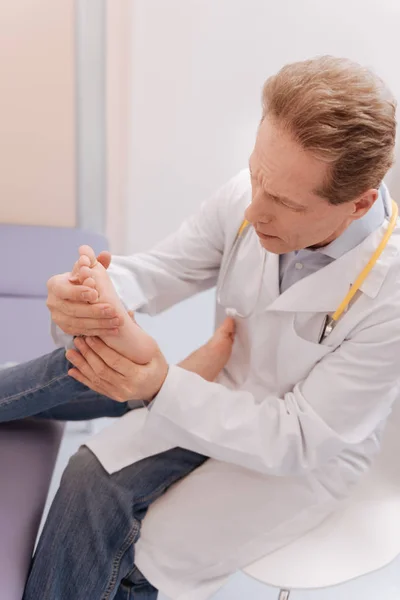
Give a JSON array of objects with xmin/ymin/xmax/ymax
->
[
  {"xmin": 143, "ymin": 311, "xmax": 400, "ymax": 476},
  {"xmin": 52, "ymin": 172, "xmax": 247, "ymax": 347},
  {"xmin": 104, "ymin": 172, "xmax": 253, "ymax": 315}
]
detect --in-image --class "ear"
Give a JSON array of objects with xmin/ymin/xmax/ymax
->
[{"xmin": 352, "ymin": 189, "xmax": 379, "ymax": 220}]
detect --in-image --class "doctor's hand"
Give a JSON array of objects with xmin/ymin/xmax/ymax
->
[
  {"xmin": 66, "ymin": 317, "xmax": 236, "ymax": 402},
  {"xmin": 46, "ymin": 251, "xmax": 123, "ymax": 337},
  {"xmin": 66, "ymin": 336, "xmax": 169, "ymax": 402}
]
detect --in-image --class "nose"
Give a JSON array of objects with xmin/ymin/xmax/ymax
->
[
  {"xmin": 244, "ymin": 202, "xmax": 257, "ymax": 224},
  {"xmin": 245, "ymin": 188, "xmax": 272, "ymax": 225}
]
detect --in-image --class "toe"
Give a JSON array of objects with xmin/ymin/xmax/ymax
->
[
  {"xmin": 79, "ymin": 245, "xmax": 97, "ymax": 267},
  {"xmin": 81, "ymin": 276, "xmax": 96, "ymax": 289},
  {"xmin": 79, "ymin": 265, "xmax": 93, "ymax": 282},
  {"xmin": 78, "ymin": 255, "xmax": 91, "ymax": 268},
  {"xmin": 97, "ymin": 251, "xmax": 111, "ymax": 270}
]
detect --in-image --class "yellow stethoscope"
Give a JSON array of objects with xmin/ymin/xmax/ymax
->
[{"xmin": 217, "ymin": 200, "xmax": 398, "ymax": 342}]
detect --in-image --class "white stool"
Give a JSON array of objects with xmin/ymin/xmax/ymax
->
[{"xmin": 243, "ymin": 400, "xmax": 400, "ymax": 598}]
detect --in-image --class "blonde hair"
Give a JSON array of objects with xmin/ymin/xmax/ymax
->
[{"xmin": 262, "ymin": 56, "xmax": 397, "ymax": 204}]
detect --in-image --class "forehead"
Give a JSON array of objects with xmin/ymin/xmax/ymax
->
[{"xmin": 251, "ymin": 118, "xmax": 328, "ymax": 200}]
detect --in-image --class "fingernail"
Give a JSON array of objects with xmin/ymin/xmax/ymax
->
[
  {"xmin": 104, "ymin": 307, "xmax": 114, "ymax": 317},
  {"xmin": 111, "ymin": 318, "xmax": 120, "ymax": 327}
]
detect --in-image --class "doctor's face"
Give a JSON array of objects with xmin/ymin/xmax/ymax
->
[{"xmin": 245, "ymin": 118, "xmax": 373, "ymax": 254}]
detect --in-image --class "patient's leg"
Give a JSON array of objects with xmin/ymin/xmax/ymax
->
[
  {"xmin": 0, "ymin": 245, "xmax": 235, "ymax": 422},
  {"xmin": 0, "ymin": 314, "xmax": 235, "ymax": 423},
  {"xmin": 0, "ymin": 349, "xmax": 128, "ymax": 423}
]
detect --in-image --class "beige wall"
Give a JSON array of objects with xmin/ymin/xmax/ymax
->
[{"xmin": 0, "ymin": 0, "xmax": 76, "ymax": 227}]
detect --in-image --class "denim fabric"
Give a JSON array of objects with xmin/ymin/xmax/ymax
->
[
  {"xmin": 0, "ymin": 348, "xmax": 129, "ymax": 423},
  {"xmin": 23, "ymin": 446, "xmax": 207, "ymax": 599},
  {"xmin": 1, "ymin": 348, "xmax": 207, "ymax": 598}
]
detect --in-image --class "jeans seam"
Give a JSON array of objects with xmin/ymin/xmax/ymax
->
[
  {"xmin": 1, "ymin": 372, "xmax": 69, "ymax": 405},
  {"xmin": 101, "ymin": 519, "xmax": 140, "ymax": 600},
  {"xmin": 101, "ymin": 470, "xmax": 193, "ymax": 599}
]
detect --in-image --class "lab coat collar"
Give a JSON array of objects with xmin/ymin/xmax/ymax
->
[{"xmin": 263, "ymin": 212, "xmax": 400, "ymax": 314}]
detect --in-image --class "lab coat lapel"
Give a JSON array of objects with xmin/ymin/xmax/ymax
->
[
  {"xmin": 261, "ymin": 250, "xmax": 280, "ymax": 305},
  {"xmin": 266, "ymin": 253, "xmax": 355, "ymax": 314},
  {"xmin": 263, "ymin": 221, "xmax": 399, "ymax": 314}
]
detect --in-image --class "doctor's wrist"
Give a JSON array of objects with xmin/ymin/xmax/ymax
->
[{"xmin": 142, "ymin": 355, "xmax": 170, "ymax": 405}]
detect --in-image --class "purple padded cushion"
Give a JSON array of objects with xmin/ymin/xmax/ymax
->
[
  {"xmin": 0, "ymin": 420, "xmax": 64, "ymax": 600},
  {"xmin": 0, "ymin": 297, "xmax": 62, "ymax": 363},
  {"xmin": 0, "ymin": 225, "xmax": 108, "ymax": 298}
]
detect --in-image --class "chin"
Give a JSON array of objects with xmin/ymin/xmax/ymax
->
[{"xmin": 258, "ymin": 236, "xmax": 290, "ymax": 254}]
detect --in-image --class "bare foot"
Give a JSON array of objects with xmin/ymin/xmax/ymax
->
[
  {"xmin": 178, "ymin": 317, "xmax": 235, "ymax": 381},
  {"xmin": 77, "ymin": 245, "xmax": 158, "ymax": 364},
  {"xmin": 68, "ymin": 254, "xmax": 99, "ymax": 303}
]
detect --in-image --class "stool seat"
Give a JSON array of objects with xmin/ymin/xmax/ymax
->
[{"xmin": 243, "ymin": 400, "xmax": 400, "ymax": 594}]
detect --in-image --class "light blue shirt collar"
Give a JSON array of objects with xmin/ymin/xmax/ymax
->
[{"xmin": 280, "ymin": 184, "xmax": 391, "ymax": 294}]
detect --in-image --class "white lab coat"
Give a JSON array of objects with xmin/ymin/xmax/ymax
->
[{"xmin": 85, "ymin": 170, "xmax": 400, "ymax": 599}]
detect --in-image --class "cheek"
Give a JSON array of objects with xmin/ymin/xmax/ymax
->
[
  {"xmin": 293, "ymin": 212, "xmax": 335, "ymax": 246},
  {"xmin": 276, "ymin": 212, "xmax": 302, "ymax": 239}
]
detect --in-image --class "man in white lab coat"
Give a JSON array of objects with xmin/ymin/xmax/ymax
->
[{"xmin": 19, "ymin": 56, "xmax": 400, "ymax": 599}]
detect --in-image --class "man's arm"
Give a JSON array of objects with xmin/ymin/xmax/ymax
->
[
  {"xmin": 143, "ymin": 309, "xmax": 400, "ymax": 476},
  {"xmin": 63, "ymin": 298, "xmax": 400, "ymax": 476},
  {"xmin": 47, "ymin": 171, "xmax": 248, "ymax": 338},
  {"xmin": 103, "ymin": 172, "xmax": 247, "ymax": 315}
]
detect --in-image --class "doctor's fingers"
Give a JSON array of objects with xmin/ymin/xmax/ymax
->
[
  {"xmin": 51, "ymin": 312, "xmax": 121, "ymax": 337},
  {"xmin": 78, "ymin": 337, "xmax": 161, "ymax": 402},
  {"xmin": 48, "ymin": 296, "xmax": 119, "ymax": 319},
  {"xmin": 66, "ymin": 347, "xmax": 106, "ymax": 391},
  {"xmin": 67, "ymin": 341, "xmax": 134, "ymax": 402},
  {"xmin": 82, "ymin": 337, "xmax": 136, "ymax": 376},
  {"xmin": 66, "ymin": 343, "xmax": 121, "ymax": 396},
  {"xmin": 47, "ymin": 273, "xmax": 98, "ymax": 302},
  {"xmin": 67, "ymin": 367, "xmax": 114, "ymax": 399},
  {"xmin": 72, "ymin": 337, "xmax": 129, "ymax": 381}
]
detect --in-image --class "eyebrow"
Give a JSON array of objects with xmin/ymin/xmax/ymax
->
[{"xmin": 249, "ymin": 163, "xmax": 307, "ymax": 210}]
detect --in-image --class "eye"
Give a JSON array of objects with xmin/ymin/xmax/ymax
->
[
  {"xmin": 269, "ymin": 195, "xmax": 303, "ymax": 213},
  {"xmin": 277, "ymin": 199, "xmax": 292, "ymax": 210},
  {"xmin": 267, "ymin": 194, "xmax": 284, "ymax": 207}
]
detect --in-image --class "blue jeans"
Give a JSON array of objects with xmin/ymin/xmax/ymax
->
[
  {"xmin": 0, "ymin": 348, "xmax": 129, "ymax": 423},
  {"xmin": 24, "ymin": 446, "xmax": 207, "ymax": 599},
  {"xmin": 0, "ymin": 349, "xmax": 207, "ymax": 598}
]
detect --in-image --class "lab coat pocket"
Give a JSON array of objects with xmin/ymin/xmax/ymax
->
[{"xmin": 276, "ymin": 313, "xmax": 332, "ymax": 394}]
